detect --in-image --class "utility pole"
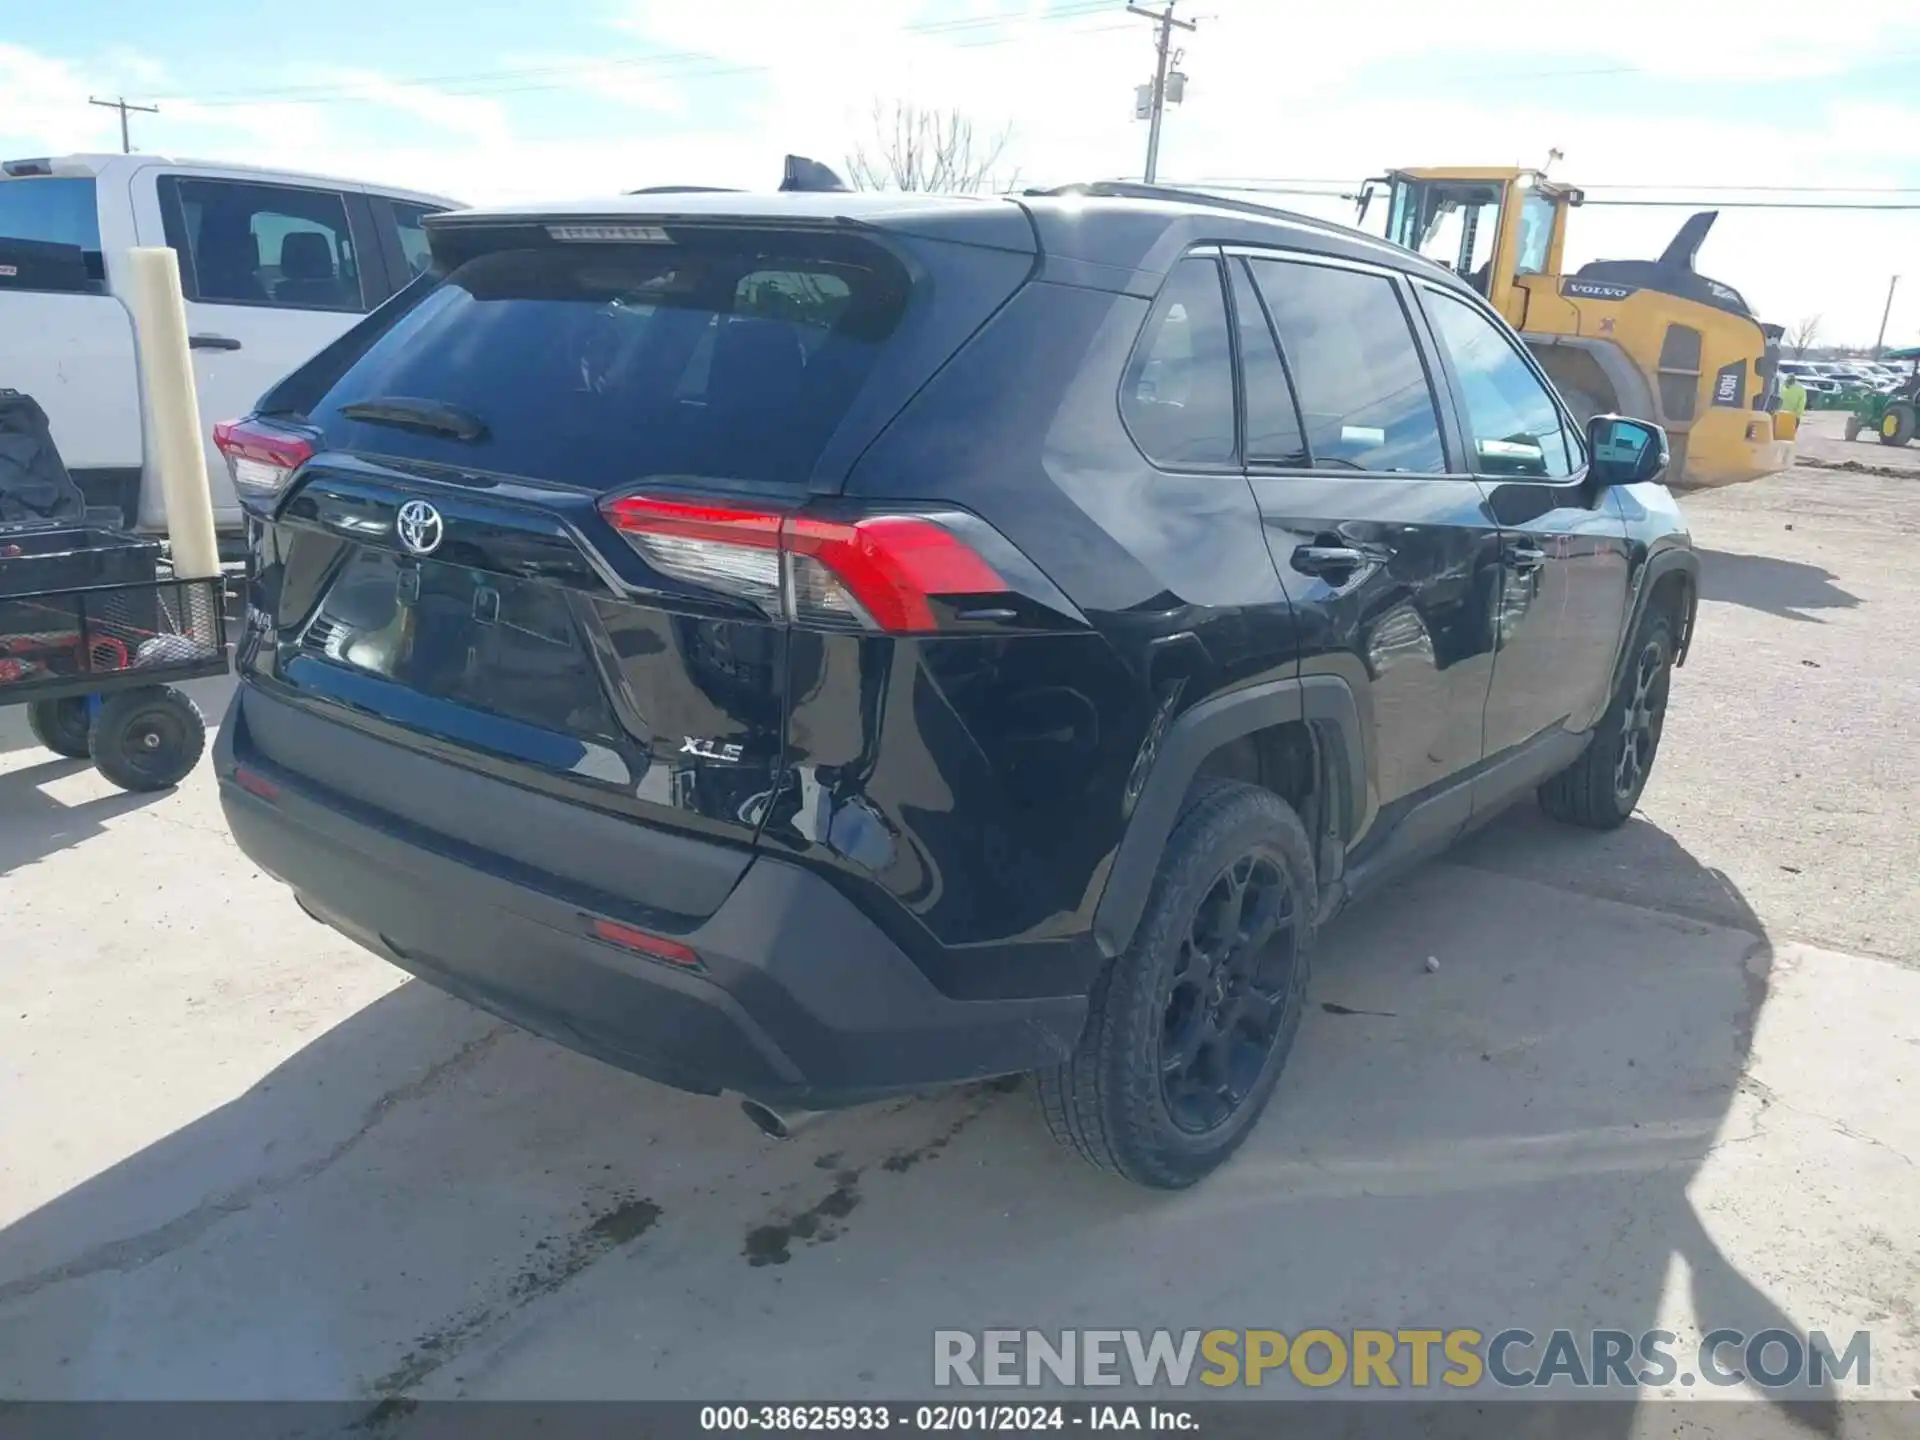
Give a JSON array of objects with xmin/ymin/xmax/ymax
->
[
  {"xmin": 1128, "ymin": 2, "xmax": 1195, "ymax": 184},
  {"xmin": 89, "ymin": 96, "xmax": 159, "ymax": 154},
  {"xmin": 1873, "ymin": 275, "xmax": 1900, "ymax": 359}
]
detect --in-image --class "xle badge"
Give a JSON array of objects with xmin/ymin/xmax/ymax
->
[{"xmin": 681, "ymin": 737, "xmax": 746, "ymax": 763}]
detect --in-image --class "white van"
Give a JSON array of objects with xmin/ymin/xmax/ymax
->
[{"xmin": 0, "ymin": 152, "xmax": 458, "ymax": 548}]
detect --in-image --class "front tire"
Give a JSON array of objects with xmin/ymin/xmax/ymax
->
[
  {"xmin": 89, "ymin": 686, "xmax": 206, "ymax": 792},
  {"xmin": 1037, "ymin": 780, "xmax": 1315, "ymax": 1189},
  {"xmin": 1539, "ymin": 608, "xmax": 1675, "ymax": 829},
  {"xmin": 26, "ymin": 697, "xmax": 93, "ymax": 759}
]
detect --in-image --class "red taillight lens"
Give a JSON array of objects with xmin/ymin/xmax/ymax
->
[
  {"xmin": 600, "ymin": 494, "xmax": 1007, "ymax": 634},
  {"xmin": 213, "ymin": 418, "xmax": 314, "ymax": 499},
  {"xmin": 590, "ymin": 917, "xmax": 701, "ymax": 967}
]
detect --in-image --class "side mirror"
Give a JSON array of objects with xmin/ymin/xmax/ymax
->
[{"xmin": 1586, "ymin": 414, "xmax": 1669, "ymax": 486}]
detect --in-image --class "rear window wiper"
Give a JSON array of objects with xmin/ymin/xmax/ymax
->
[{"xmin": 338, "ymin": 396, "xmax": 489, "ymax": 442}]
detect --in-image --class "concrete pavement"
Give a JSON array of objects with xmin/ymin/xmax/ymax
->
[{"xmin": 2, "ymin": 459, "xmax": 1916, "ymax": 1425}]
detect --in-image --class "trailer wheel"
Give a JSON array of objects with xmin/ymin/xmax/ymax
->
[
  {"xmin": 26, "ymin": 697, "xmax": 94, "ymax": 759},
  {"xmin": 89, "ymin": 686, "xmax": 206, "ymax": 792},
  {"xmin": 1879, "ymin": 404, "xmax": 1916, "ymax": 447}
]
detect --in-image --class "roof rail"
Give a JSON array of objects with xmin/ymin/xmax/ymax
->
[{"xmin": 1034, "ymin": 179, "xmax": 1433, "ymax": 250}]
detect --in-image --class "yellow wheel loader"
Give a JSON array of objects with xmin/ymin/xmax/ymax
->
[{"xmin": 1367, "ymin": 168, "xmax": 1794, "ymax": 486}]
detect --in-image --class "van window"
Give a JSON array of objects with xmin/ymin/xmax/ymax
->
[
  {"xmin": 1122, "ymin": 255, "xmax": 1237, "ymax": 468},
  {"xmin": 309, "ymin": 237, "xmax": 910, "ymax": 491},
  {"xmin": 0, "ymin": 177, "xmax": 104, "ymax": 294},
  {"xmin": 1249, "ymin": 259, "xmax": 1446, "ymax": 474},
  {"xmin": 161, "ymin": 177, "xmax": 365, "ymax": 312}
]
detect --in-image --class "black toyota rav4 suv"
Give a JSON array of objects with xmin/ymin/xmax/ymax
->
[{"xmin": 216, "ymin": 178, "xmax": 1697, "ymax": 1189}]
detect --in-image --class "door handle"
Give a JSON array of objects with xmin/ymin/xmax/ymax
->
[
  {"xmin": 189, "ymin": 333, "xmax": 242, "ymax": 351},
  {"xmin": 1290, "ymin": 544, "xmax": 1368, "ymax": 578},
  {"xmin": 1504, "ymin": 544, "xmax": 1549, "ymax": 573}
]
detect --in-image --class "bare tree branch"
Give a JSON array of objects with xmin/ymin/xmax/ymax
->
[
  {"xmin": 1787, "ymin": 314, "xmax": 1824, "ymax": 359},
  {"xmin": 846, "ymin": 101, "xmax": 1018, "ymax": 194}
]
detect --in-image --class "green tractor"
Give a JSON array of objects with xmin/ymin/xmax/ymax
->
[{"xmin": 1844, "ymin": 345, "xmax": 1919, "ymax": 446}]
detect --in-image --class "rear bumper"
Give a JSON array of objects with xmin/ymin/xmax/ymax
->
[{"xmin": 216, "ymin": 683, "xmax": 1085, "ymax": 1109}]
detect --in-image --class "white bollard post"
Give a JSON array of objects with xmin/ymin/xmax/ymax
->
[{"xmin": 123, "ymin": 246, "xmax": 220, "ymax": 583}]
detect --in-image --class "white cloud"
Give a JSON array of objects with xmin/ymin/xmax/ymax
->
[{"xmin": 3, "ymin": 5, "xmax": 1918, "ymax": 342}]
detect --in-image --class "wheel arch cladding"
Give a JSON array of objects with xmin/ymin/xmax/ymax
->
[
  {"xmin": 1622, "ymin": 549, "xmax": 1700, "ymax": 684},
  {"xmin": 1091, "ymin": 675, "xmax": 1364, "ymax": 958}
]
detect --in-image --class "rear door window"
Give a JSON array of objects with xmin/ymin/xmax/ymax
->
[
  {"xmin": 309, "ymin": 236, "xmax": 910, "ymax": 491},
  {"xmin": 389, "ymin": 201, "xmax": 440, "ymax": 279},
  {"xmin": 1122, "ymin": 254, "xmax": 1237, "ymax": 468},
  {"xmin": 0, "ymin": 177, "xmax": 104, "ymax": 294},
  {"xmin": 1248, "ymin": 258, "xmax": 1447, "ymax": 474},
  {"xmin": 161, "ymin": 177, "xmax": 366, "ymax": 312},
  {"xmin": 1228, "ymin": 256, "xmax": 1308, "ymax": 467}
]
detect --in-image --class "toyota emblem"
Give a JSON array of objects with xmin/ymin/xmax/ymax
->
[{"xmin": 395, "ymin": 499, "xmax": 444, "ymax": 557}]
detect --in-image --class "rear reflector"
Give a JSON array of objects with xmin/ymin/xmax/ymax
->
[
  {"xmin": 590, "ymin": 917, "xmax": 702, "ymax": 966},
  {"xmin": 213, "ymin": 418, "xmax": 315, "ymax": 498},
  {"xmin": 232, "ymin": 764, "xmax": 281, "ymax": 801},
  {"xmin": 600, "ymin": 494, "xmax": 1006, "ymax": 634}
]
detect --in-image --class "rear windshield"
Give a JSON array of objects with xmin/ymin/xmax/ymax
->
[
  {"xmin": 0, "ymin": 177, "xmax": 104, "ymax": 294},
  {"xmin": 308, "ymin": 235, "xmax": 910, "ymax": 490}
]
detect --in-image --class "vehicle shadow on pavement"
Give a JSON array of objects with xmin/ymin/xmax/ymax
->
[
  {"xmin": 1697, "ymin": 547, "xmax": 1860, "ymax": 623},
  {"xmin": 0, "ymin": 757, "xmax": 164, "ymax": 878},
  {"xmin": 0, "ymin": 811, "xmax": 1844, "ymax": 1431}
]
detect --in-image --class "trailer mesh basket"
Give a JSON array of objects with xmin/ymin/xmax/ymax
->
[{"xmin": 0, "ymin": 576, "xmax": 228, "ymax": 696}]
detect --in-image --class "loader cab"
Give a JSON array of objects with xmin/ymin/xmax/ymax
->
[{"xmin": 1377, "ymin": 167, "xmax": 1580, "ymax": 328}]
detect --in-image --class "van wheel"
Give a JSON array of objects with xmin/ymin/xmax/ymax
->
[
  {"xmin": 26, "ymin": 697, "xmax": 93, "ymax": 759},
  {"xmin": 1037, "ymin": 779, "xmax": 1315, "ymax": 1189},
  {"xmin": 89, "ymin": 686, "xmax": 206, "ymax": 792},
  {"xmin": 1539, "ymin": 608, "xmax": 1675, "ymax": 829}
]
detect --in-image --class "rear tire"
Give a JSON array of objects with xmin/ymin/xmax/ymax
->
[
  {"xmin": 1539, "ymin": 608, "xmax": 1675, "ymax": 830},
  {"xmin": 89, "ymin": 686, "xmax": 206, "ymax": 792},
  {"xmin": 1879, "ymin": 403, "xmax": 1916, "ymax": 447},
  {"xmin": 26, "ymin": 697, "xmax": 93, "ymax": 759},
  {"xmin": 1037, "ymin": 779, "xmax": 1315, "ymax": 1189}
]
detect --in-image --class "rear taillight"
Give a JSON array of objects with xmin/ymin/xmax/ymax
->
[
  {"xmin": 213, "ymin": 417, "xmax": 314, "ymax": 499},
  {"xmin": 601, "ymin": 494, "xmax": 1007, "ymax": 634}
]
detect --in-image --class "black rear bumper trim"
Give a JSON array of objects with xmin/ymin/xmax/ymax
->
[{"xmin": 218, "ymin": 683, "xmax": 1086, "ymax": 1108}]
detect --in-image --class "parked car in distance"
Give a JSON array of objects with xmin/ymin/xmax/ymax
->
[
  {"xmin": 215, "ymin": 174, "xmax": 1698, "ymax": 1189},
  {"xmin": 0, "ymin": 153, "xmax": 458, "ymax": 546}
]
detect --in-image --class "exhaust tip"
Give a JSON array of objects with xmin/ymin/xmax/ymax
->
[{"xmin": 740, "ymin": 1098, "xmax": 826, "ymax": 1140}]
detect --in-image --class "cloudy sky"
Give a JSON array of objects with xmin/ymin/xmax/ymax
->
[{"xmin": 5, "ymin": 0, "xmax": 1919, "ymax": 343}]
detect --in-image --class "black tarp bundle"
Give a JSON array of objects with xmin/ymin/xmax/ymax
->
[{"xmin": 0, "ymin": 390, "xmax": 86, "ymax": 524}]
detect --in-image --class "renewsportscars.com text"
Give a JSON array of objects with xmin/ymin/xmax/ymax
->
[{"xmin": 933, "ymin": 1328, "xmax": 1871, "ymax": 1391}]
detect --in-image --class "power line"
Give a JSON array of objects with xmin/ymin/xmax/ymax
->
[
  {"xmin": 1169, "ymin": 179, "xmax": 1920, "ymax": 211},
  {"xmin": 1583, "ymin": 199, "xmax": 1920, "ymax": 210}
]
